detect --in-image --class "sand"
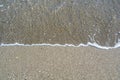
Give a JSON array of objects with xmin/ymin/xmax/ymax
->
[
  {"xmin": 0, "ymin": 46, "xmax": 120, "ymax": 80},
  {"xmin": 0, "ymin": 1, "xmax": 120, "ymax": 79},
  {"xmin": 1, "ymin": 0, "xmax": 120, "ymax": 46}
]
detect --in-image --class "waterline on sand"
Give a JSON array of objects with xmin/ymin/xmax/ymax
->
[{"xmin": 0, "ymin": 42, "xmax": 120, "ymax": 49}]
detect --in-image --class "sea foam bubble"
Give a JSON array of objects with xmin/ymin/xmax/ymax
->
[
  {"xmin": 0, "ymin": 42, "xmax": 120, "ymax": 49},
  {"xmin": 0, "ymin": 4, "xmax": 3, "ymax": 7}
]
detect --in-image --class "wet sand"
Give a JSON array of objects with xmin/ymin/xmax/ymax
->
[
  {"xmin": 0, "ymin": 0, "xmax": 120, "ymax": 46},
  {"xmin": 0, "ymin": 46, "xmax": 120, "ymax": 80}
]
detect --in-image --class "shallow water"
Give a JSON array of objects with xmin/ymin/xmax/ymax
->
[{"xmin": 0, "ymin": 0, "xmax": 120, "ymax": 47}]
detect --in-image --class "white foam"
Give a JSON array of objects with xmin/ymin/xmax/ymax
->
[
  {"xmin": 0, "ymin": 4, "xmax": 3, "ymax": 7},
  {"xmin": 1, "ymin": 42, "xmax": 120, "ymax": 49}
]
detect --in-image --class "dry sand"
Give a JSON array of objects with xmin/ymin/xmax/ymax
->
[{"xmin": 0, "ymin": 46, "xmax": 120, "ymax": 80}]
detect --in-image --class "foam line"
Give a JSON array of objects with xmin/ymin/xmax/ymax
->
[{"xmin": 0, "ymin": 42, "xmax": 120, "ymax": 49}]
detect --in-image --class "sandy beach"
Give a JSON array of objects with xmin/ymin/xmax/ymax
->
[
  {"xmin": 0, "ymin": 46, "xmax": 120, "ymax": 80},
  {"xmin": 1, "ymin": 0, "xmax": 120, "ymax": 46},
  {"xmin": 0, "ymin": 0, "xmax": 120, "ymax": 79}
]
